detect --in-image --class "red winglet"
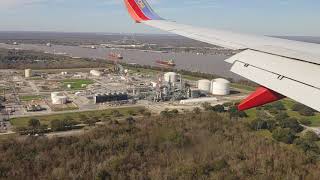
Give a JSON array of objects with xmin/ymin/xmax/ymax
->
[
  {"xmin": 124, "ymin": 0, "xmax": 144, "ymax": 22},
  {"xmin": 238, "ymin": 86, "xmax": 285, "ymax": 111}
]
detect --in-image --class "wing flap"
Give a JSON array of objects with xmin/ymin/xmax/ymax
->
[
  {"xmin": 226, "ymin": 50, "xmax": 320, "ymax": 89},
  {"xmin": 231, "ymin": 61, "xmax": 320, "ymax": 111}
]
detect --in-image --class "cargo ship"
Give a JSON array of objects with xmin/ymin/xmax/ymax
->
[
  {"xmin": 109, "ymin": 52, "xmax": 123, "ymax": 60},
  {"xmin": 156, "ymin": 59, "xmax": 176, "ymax": 67}
]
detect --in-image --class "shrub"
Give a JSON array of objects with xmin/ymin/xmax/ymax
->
[
  {"xmin": 279, "ymin": 118, "xmax": 304, "ymax": 133},
  {"xmin": 300, "ymin": 119, "xmax": 312, "ymax": 126},
  {"xmin": 272, "ymin": 128, "xmax": 296, "ymax": 144},
  {"xmin": 212, "ymin": 105, "xmax": 225, "ymax": 113}
]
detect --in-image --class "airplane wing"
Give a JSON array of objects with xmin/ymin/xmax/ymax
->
[{"xmin": 124, "ymin": 0, "xmax": 320, "ymax": 112}]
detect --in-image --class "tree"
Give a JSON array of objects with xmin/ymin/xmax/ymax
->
[
  {"xmin": 212, "ymin": 105, "xmax": 225, "ymax": 113},
  {"xmin": 299, "ymin": 118, "xmax": 312, "ymax": 126},
  {"xmin": 126, "ymin": 116, "xmax": 135, "ymax": 125},
  {"xmin": 279, "ymin": 118, "xmax": 304, "ymax": 133},
  {"xmin": 160, "ymin": 110, "xmax": 171, "ymax": 119},
  {"xmin": 303, "ymin": 131, "xmax": 320, "ymax": 142},
  {"xmin": 96, "ymin": 170, "xmax": 111, "ymax": 180},
  {"xmin": 294, "ymin": 132, "xmax": 320, "ymax": 153},
  {"xmin": 250, "ymin": 119, "xmax": 268, "ymax": 131},
  {"xmin": 228, "ymin": 106, "xmax": 248, "ymax": 119},
  {"xmin": 275, "ymin": 112, "xmax": 289, "ymax": 121},
  {"xmin": 143, "ymin": 111, "xmax": 151, "ymax": 118},
  {"xmin": 170, "ymin": 109, "xmax": 179, "ymax": 115},
  {"xmin": 272, "ymin": 128, "xmax": 296, "ymax": 144},
  {"xmin": 192, "ymin": 107, "xmax": 201, "ymax": 114},
  {"xmin": 201, "ymin": 102, "xmax": 212, "ymax": 111},
  {"xmin": 51, "ymin": 119, "xmax": 64, "ymax": 131},
  {"xmin": 138, "ymin": 108, "xmax": 146, "ymax": 115},
  {"xmin": 127, "ymin": 110, "xmax": 136, "ymax": 116},
  {"xmin": 292, "ymin": 103, "xmax": 316, "ymax": 116},
  {"xmin": 299, "ymin": 107, "xmax": 315, "ymax": 116},
  {"xmin": 292, "ymin": 103, "xmax": 307, "ymax": 111},
  {"xmin": 28, "ymin": 118, "xmax": 40, "ymax": 129},
  {"xmin": 111, "ymin": 110, "xmax": 122, "ymax": 117}
]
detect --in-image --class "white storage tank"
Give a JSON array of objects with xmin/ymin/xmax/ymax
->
[
  {"xmin": 211, "ymin": 78, "xmax": 230, "ymax": 95},
  {"xmin": 90, "ymin": 70, "xmax": 102, "ymax": 77},
  {"xmin": 25, "ymin": 69, "xmax": 32, "ymax": 78},
  {"xmin": 51, "ymin": 92, "xmax": 60, "ymax": 99},
  {"xmin": 164, "ymin": 72, "xmax": 177, "ymax": 83},
  {"xmin": 198, "ymin": 79, "xmax": 211, "ymax": 92},
  {"xmin": 52, "ymin": 96, "xmax": 67, "ymax": 105}
]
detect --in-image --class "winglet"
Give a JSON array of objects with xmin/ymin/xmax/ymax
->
[
  {"xmin": 238, "ymin": 86, "xmax": 285, "ymax": 111},
  {"xmin": 124, "ymin": 0, "xmax": 163, "ymax": 22}
]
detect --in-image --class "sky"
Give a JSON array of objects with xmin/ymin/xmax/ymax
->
[{"xmin": 0, "ymin": 0, "xmax": 319, "ymax": 36}]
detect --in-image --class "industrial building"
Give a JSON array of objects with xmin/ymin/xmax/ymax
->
[{"xmin": 94, "ymin": 92, "xmax": 128, "ymax": 104}]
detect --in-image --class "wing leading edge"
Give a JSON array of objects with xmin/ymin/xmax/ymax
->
[{"xmin": 124, "ymin": 0, "xmax": 320, "ymax": 112}]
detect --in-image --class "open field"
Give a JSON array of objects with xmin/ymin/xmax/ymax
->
[
  {"xmin": 10, "ymin": 106, "xmax": 145, "ymax": 128},
  {"xmin": 230, "ymin": 83, "xmax": 256, "ymax": 92},
  {"xmin": 62, "ymin": 79, "xmax": 94, "ymax": 90},
  {"xmin": 20, "ymin": 95, "xmax": 44, "ymax": 101}
]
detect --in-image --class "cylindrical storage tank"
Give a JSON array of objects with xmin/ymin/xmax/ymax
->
[
  {"xmin": 52, "ymin": 96, "xmax": 67, "ymax": 105},
  {"xmin": 90, "ymin": 70, "xmax": 102, "ymax": 77},
  {"xmin": 190, "ymin": 88, "xmax": 201, "ymax": 98},
  {"xmin": 150, "ymin": 81, "xmax": 157, "ymax": 88},
  {"xmin": 198, "ymin": 79, "xmax": 211, "ymax": 92},
  {"xmin": 25, "ymin": 69, "xmax": 32, "ymax": 78},
  {"xmin": 51, "ymin": 92, "xmax": 60, "ymax": 99},
  {"xmin": 211, "ymin": 78, "xmax": 230, "ymax": 95},
  {"xmin": 164, "ymin": 72, "xmax": 177, "ymax": 83}
]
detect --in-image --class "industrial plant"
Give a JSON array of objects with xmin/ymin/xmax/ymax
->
[{"xmin": 0, "ymin": 62, "xmax": 248, "ymax": 134}]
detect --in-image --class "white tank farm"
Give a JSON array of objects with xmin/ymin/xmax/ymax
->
[
  {"xmin": 198, "ymin": 79, "xmax": 211, "ymax": 92},
  {"xmin": 164, "ymin": 72, "xmax": 178, "ymax": 83},
  {"xmin": 211, "ymin": 78, "xmax": 230, "ymax": 95},
  {"xmin": 90, "ymin": 70, "xmax": 102, "ymax": 77}
]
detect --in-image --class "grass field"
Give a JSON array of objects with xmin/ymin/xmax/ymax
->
[
  {"xmin": 10, "ymin": 106, "xmax": 145, "ymax": 128},
  {"xmin": 231, "ymin": 83, "xmax": 256, "ymax": 92},
  {"xmin": 20, "ymin": 95, "xmax": 44, "ymax": 101},
  {"xmin": 245, "ymin": 99, "xmax": 320, "ymax": 127},
  {"xmin": 282, "ymin": 100, "xmax": 320, "ymax": 126},
  {"xmin": 62, "ymin": 79, "xmax": 94, "ymax": 90},
  {"xmin": 0, "ymin": 133, "xmax": 17, "ymax": 142}
]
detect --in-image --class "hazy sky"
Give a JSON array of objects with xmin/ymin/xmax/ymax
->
[{"xmin": 0, "ymin": 0, "xmax": 319, "ymax": 36}]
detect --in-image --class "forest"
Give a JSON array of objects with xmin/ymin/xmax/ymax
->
[{"xmin": 0, "ymin": 110, "xmax": 320, "ymax": 179}]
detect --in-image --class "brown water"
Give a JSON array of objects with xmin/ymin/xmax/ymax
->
[{"xmin": 0, "ymin": 43, "xmax": 243, "ymax": 80}]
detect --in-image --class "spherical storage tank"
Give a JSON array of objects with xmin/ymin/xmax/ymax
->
[
  {"xmin": 211, "ymin": 78, "xmax": 230, "ymax": 95},
  {"xmin": 164, "ymin": 72, "xmax": 178, "ymax": 83},
  {"xmin": 198, "ymin": 79, "xmax": 211, "ymax": 92}
]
